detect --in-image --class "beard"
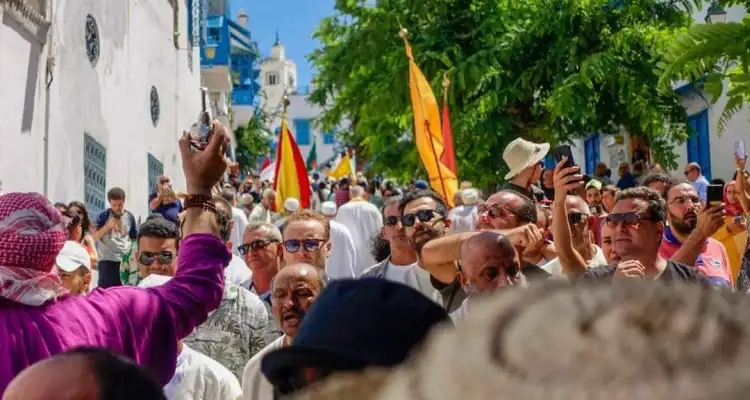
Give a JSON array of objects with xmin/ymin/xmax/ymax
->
[
  {"xmin": 669, "ymin": 211, "xmax": 697, "ymax": 235},
  {"xmin": 409, "ymin": 226, "xmax": 442, "ymax": 252}
]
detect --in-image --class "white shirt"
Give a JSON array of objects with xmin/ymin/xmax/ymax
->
[
  {"xmin": 326, "ymin": 220, "xmax": 357, "ymax": 279},
  {"xmin": 231, "ymin": 207, "xmax": 250, "ymax": 256},
  {"xmin": 541, "ymin": 245, "xmax": 608, "ymax": 277},
  {"xmin": 164, "ymin": 344, "xmax": 243, "ymax": 400},
  {"xmin": 383, "ymin": 261, "xmax": 442, "ymax": 305},
  {"xmin": 248, "ymin": 204, "xmax": 271, "ymax": 224},
  {"xmin": 242, "ymin": 335, "xmax": 286, "ymax": 400},
  {"xmin": 449, "ymin": 298, "xmax": 470, "ymax": 325},
  {"xmin": 335, "ymin": 199, "xmax": 383, "ymax": 275},
  {"xmin": 447, "ymin": 205, "xmax": 478, "ymax": 234},
  {"xmin": 225, "ymin": 254, "xmax": 252, "ymax": 290}
]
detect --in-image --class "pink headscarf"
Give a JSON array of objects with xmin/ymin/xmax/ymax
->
[
  {"xmin": 724, "ymin": 181, "xmax": 743, "ymax": 217},
  {"xmin": 0, "ymin": 192, "xmax": 69, "ymax": 306}
]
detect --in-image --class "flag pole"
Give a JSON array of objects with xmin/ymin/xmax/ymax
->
[{"xmin": 399, "ymin": 26, "xmax": 449, "ymax": 202}]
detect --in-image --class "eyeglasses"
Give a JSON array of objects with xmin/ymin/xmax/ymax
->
[
  {"xmin": 384, "ymin": 215, "xmax": 400, "ymax": 227},
  {"xmin": 138, "ymin": 252, "xmax": 175, "ymax": 266},
  {"xmin": 669, "ymin": 195, "xmax": 701, "ymax": 206},
  {"xmin": 604, "ymin": 212, "xmax": 657, "ymax": 228},
  {"xmin": 283, "ymin": 239, "xmax": 325, "ymax": 253},
  {"xmin": 400, "ymin": 209, "xmax": 443, "ymax": 227},
  {"xmin": 238, "ymin": 239, "xmax": 278, "ymax": 255},
  {"xmin": 567, "ymin": 212, "xmax": 589, "ymax": 225}
]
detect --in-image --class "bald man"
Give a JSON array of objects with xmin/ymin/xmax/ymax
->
[
  {"xmin": 243, "ymin": 263, "xmax": 328, "ymax": 400},
  {"xmin": 452, "ymin": 232, "xmax": 521, "ymax": 324},
  {"xmin": 3, "ymin": 347, "xmax": 165, "ymax": 400}
]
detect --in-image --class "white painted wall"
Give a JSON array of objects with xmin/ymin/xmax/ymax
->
[
  {"xmin": 574, "ymin": 4, "xmax": 749, "ymax": 183},
  {"xmin": 0, "ymin": 0, "xmax": 201, "ymax": 219}
]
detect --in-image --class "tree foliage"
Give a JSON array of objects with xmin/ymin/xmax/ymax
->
[
  {"xmin": 234, "ymin": 110, "xmax": 272, "ymax": 174},
  {"xmin": 308, "ymin": 0, "xmax": 699, "ymax": 187},
  {"xmin": 659, "ymin": 0, "xmax": 750, "ymax": 135}
]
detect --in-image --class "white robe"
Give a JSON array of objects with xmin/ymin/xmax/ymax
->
[
  {"xmin": 242, "ymin": 335, "xmax": 286, "ymax": 400},
  {"xmin": 335, "ymin": 199, "xmax": 383, "ymax": 275},
  {"xmin": 224, "ymin": 254, "xmax": 252, "ymax": 290},
  {"xmin": 231, "ymin": 206, "xmax": 250, "ymax": 256},
  {"xmin": 327, "ymin": 220, "xmax": 357, "ymax": 279},
  {"xmin": 164, "ymin": 344, "xmax": 243, "ymax": 400}
]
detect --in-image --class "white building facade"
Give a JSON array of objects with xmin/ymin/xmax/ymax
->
[
  {"xmin": 233, "ymin": 40, "xmax": 343, "ymax": 168},
  {"xmin": 567, "ymin": 5, "xmax": 749, "ymax": 183},
  {"xmin": 0, "ymin": 0, "xmax": 201, "ymax": 218}
]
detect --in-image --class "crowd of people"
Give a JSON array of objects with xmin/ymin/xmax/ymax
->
[{"xmin": 1, "ymin": 123, "xmax": 750, "ymax": 400}]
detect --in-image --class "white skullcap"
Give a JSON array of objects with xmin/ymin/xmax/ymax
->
[
  {"xmin": 239, "ymin": 193, "xmax": 253, "ymax": 205},
  {"xmin": 321, "ymin": 201, "xmax": 337, "ymax": 216},
  {"xmin": 284, "ymin": 197, "xmax": 300, "ymax": 212},
  {"xmin": 461, "ymin": 188, "xmax": 480, "ymax": 205},
  {"xmin": 137, "ymin": 274, "xmax": 172, "ymax": 288}
]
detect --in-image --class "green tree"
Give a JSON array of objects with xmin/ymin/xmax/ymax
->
[
  {"xmin": 234, "ymin": 110, "xmax": 272, "ymax": 174},
  {"xmin": 309, "ymin": 0, "xmax": 699, "ymax": 188},
  {"xmin": 659, "ymin": 0, "xmax": 750, "ymax": 135}
]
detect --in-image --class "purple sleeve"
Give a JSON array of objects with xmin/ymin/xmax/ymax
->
[{"xmin": 84, "ymin": 233, "xmax": 228, "ymax": 383}]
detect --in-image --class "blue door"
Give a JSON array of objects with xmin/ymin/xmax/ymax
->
[
  {"xmin": 687, "ymin": 109, "xmax": 712, "ymax": 180},
  {"xmin": 584, "ymin": 133, "xmax": 600, "ymax": 175}
]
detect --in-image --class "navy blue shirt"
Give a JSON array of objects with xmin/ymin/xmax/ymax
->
[{"xmin": 148, "ymin": 193, "xmax": 183, "ymax": 226}]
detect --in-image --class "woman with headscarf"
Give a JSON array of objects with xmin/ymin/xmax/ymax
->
[
  {"xmin": 0, "ymin": 123, "xmax": 231, "ymax": 394},
  {"xmin": 148, "ymin": 175, "xmax": 183, "ymax": 226},
  {"xmin": 712, "ymin": 180, "xmax": 748, "ymax": 281}
]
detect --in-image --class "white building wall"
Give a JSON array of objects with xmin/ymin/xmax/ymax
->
[
  {"xmin": 571, "ymin": 5, "xmax": 749, "ymax": 183},
  {"xmin": 0, "ymin": 0, "xmax": 201, "ymax": 218}
]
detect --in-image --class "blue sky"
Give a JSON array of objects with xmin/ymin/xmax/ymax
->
[{"xmin": 231, "ymin": 0, "xmax": 336, "ymax": 87}]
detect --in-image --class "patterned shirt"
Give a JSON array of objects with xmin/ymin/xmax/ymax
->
[{"xmin": 183, "ymin": 284, "xmax": 280, "ymax": 378}]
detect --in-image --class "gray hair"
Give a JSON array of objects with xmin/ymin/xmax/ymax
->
[
  {"xmin": 350, "ymin": 185, "xmax": 365, "ymax": 198},
  {"xmin": 245, "ymin": 221, "xmax": 282, "ymax": 242}
]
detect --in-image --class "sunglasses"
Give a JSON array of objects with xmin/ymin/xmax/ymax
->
[
  {"xmin": 138, "ymin": 251, "xmax": 175, "ymax": 266},
  {"xmin": 567, "ymin": 212, "xmax": 589, "ymax": 225},
  {"xmin": 283, "ymin": 239, "xmax": 325, "ymax": 253},
  {"xmin": 604, "ymin": 212, "xmax": 657, "ymax": 228},
  {"xmin": 400, "ymin": 209, "xmax": 443, "ymax": 227},
  {"xmin": 477, "ymin": 203, "xmax": 530, "ymax": 223},
  {"xmin": 238, "ymin": 239, "xmax": 278, "ymax": 255},
  {"xmin": 384, "ymin": 215, "xmax": 400, "ymax": 227}
]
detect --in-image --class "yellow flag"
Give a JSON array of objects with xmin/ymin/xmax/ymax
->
[
  {"xmin": 402, "ymin": 31, "xmax": 458, "ymax": 207},
  {"xmin": 329, "ymin": 153, "xmax": 352, "ymax": 179}
]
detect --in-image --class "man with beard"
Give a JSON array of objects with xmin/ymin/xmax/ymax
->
[
  {"xmin": 361, "ymin": 196, "xmax": 440, "ymax": 304},
  {"xmin": 660, "ymin": 182, "xmax": 731, "ymax": 288},
  {"xmin": 241, "ymin": 263, "xmax": 327, "ymax": 400},
  {"xmin": 416, "ymin": 190, "xmax": 550, "ymax": 313},
  {"xmin": 451, "ymin": 232, "xmax": 521, "ymax": 324}
]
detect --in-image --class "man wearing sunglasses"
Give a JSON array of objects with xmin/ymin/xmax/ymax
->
[
  {"xmin": 360, "ymin": 196, "xmax": 441, "ymax": 304},
  {"xmin": 240, "ymin": 222, "xmax": 283, "ymax": 305},
  {"xmin": 547, "ymin": 160, "xmax": 609, "ymax": 278},
  {"xmin": 281, "ymin": 210, "xmax": 333, "ymax": 271},
  {"xmin": 135, "ymin": 215, "xmax": 180, "ymax": 279},
  {"xmin": 579, "ymin": 187, "xmax": 709, "ymax": 284}
]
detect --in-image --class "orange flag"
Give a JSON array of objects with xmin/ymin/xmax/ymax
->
[
  {"xmin": 273, "ymin": 119, "xmax": 311, "ymax": 210},
  {"xmin": 400, "ymin": 29, "xmax": 458, "ymax": 206}
]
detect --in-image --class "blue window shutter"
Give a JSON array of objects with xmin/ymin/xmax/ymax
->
[
  {"xmin": 323, "ymin": 131, "xmax": 335, "ymax": 145},
  {"xmin": 293, "ymin": 119, "xmax": 311, "ymax": 145},
  {"xmin": 687, "ymin": 109, "xmax": 711, "ymax": 179},
  {"xmin": 543, "ymin": 154, "xmax": 556, "ymax": 169},
  {"xmin": 274, "ymin": 126, "xmax": 280, "ymax": 136},
  {"xmin": 584, "ymin": 133, "xmax": 601, "ymax": 175},
  {"xmin": 83, "ymin": 133, "xmax": 107, "ymax": 217}
]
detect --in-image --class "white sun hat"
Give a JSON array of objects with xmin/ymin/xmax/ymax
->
[{"xmin": 502, "ymin": 138, "xmax": 550, "ymax": 180}]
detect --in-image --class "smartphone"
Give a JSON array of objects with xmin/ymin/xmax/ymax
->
[
  {"xmin": 112, "ymin": 212, "xmax": 123, "ymax": 219},
  {"xmin": 737, "ymin": 140, "xmax": 746, "ymax": 159},
  {"xmin": 189, "ymin": 87, "xmax": 213, "ymax": 151},
  {"xmin": 707, "ymin": 184, "xmax": 724, "ymax": 206},
  {"xmin": 553, "ymin": 145, "xmax": 575, "ymax": 169}
]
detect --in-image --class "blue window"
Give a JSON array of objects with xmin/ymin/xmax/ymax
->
[
  {"xmin": 84, "ymin": 133, "xmax": 107, "ymax": 217},
  {"xmin": 147, "ymin": 153, "xmax": 164, "ymax": 197},
  {"xmin": 687, "ymin": 109, "xmax": 712, "ymax": 180},
  {"xmin": 584, "ymin": 133, "xmax": 601, "ymax": 175},
  {"xmin": 543, "ymin": 154, "xmax": 557, "ymax": 169},
  {"xmin": 323, "ymin": 131, "xmax": 335, "ymax": 145},
  {"xmin": 274, "ymin": 126, "xmax": 280, "ymax": 136},
  {"xmin": 293, "ymin": 119, "xmax": 311, "ymax": 145}
]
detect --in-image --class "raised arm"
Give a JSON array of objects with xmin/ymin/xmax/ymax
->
[{"xmin": 736, "ymin": 155, "xmax": 749, "ymax": 214}]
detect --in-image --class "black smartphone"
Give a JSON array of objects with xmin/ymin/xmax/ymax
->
[
  {"xmin": 112, "ymin": 212, "xmax": 123, "ymax": 219},
  {"xmin": 553, "ymin": 145, "xmax": 575, "ymax": 169},
  {"xmin": 707, "ymin": 184, "xmax": 723, "ymax": 206}
]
